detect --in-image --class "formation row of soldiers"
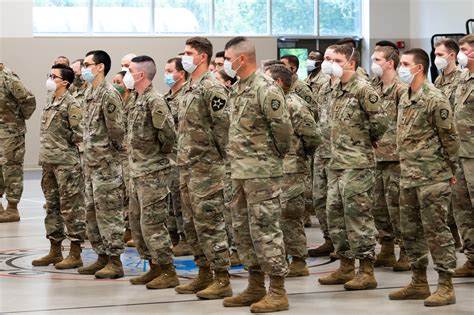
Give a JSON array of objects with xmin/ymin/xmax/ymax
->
[{"xmin": 0, "ymin": 34, "xmax": 473, "ymax": 313}]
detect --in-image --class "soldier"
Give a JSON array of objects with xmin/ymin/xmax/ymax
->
[
  {"xmin": 174, "ymin": 37, "xmax": 232, "ymax": 300},
  {"xmin": 305, "ymin": 50, "xmax": 324, "ymax": 89},
  {"xmin": 335, "ymin": 38, "xmax": 369, "ymax": 80},
  {"xmin": 31, "ymin": 64, "xmax": 86, "ymax": 270},
  {"xmin": 77, "ymin": 50, "xmax": 126, "ymax": 279},
  {"xmin": 370, "ymin": 46, "xmax": 410, "ymax": 271},
  {"xmin": 222, "ymin": 36, "xmax": 292, "ymax": 313},
  {"xmin": 388, "ymin": 48, "xmax": 459, "ymax": 307},
  {"xmin": 163, "ymin": 56, "xmax": 193, "ymax": 256},
  {"xmin": 54, "ymin": 55, "xmax": 70, "ymax": 66},
  {"xmin": 452, "ymin": 34, "xmax": 474, "ymax": 277},
  {"xmin": 120, "ymin": 53, "xmax": 137, "ymax": 71},
  {"xmin": 70, "ymin": 59, "xmax": 88, "ymax": 106},
  {"xmin": 0, "ymin": 64, "xmax": 36, "ymax": 223},
  {"xmin": 266, "ymin": 64, "xmax": 321, "ymax": 277},
  {"xmin": 318, "ymin": 45, "xmax": 388, "ymax": 291},
  {"xmin": 124, "ymin": 55, "xmax": 178, "ymax": 289}
]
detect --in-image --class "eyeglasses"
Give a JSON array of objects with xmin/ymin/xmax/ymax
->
[
  {"xmin": 83, "ymin": 62, "xmax": 96, "ymax": 68},
  {"xmin": 47, "ymin": 74, "xmax": 64, "ymax": 80}
]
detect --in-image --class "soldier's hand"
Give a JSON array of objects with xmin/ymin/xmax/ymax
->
[{"xmin": 450, "ymin": 176, "xmax": 457, "ymax": 185}]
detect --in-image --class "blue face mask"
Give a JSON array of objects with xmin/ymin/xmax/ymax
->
[
  {"xmin": 398, "ymin": 66, "xmax": 414, "ymax": 85},
  {"xmin": 81, "ymin": 67, "xmax": 95, "ymax": 83},
  {"xmin": 164, "ymin": 73, "xmax": 176, "ymax": 87}
]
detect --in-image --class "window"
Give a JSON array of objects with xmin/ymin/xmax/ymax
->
[
  {"xmin": 319, "ymin": 0, "xmax": 361, "ymax": 36},
  {"xmin": 214, "ymin": 0, "xmax": 268, "ymax": 35},
  {"xmin": 154, "ymin": 0, "xmax": 210, "ymax": 34},
  {"xmin": 33, "ymin": 0, "xmax": 89, "ymax": 34},
  {"xmin": 272, "ymin": 0, "xmax": 315, "ymax": 35},
  {"xmin": 93, "ymin": 0, "xmax": 150, "ymax": 33}
]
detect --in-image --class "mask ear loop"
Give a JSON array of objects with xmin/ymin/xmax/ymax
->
[{"xmin": 342, "ymin": 47, "xmax": 356, "ymax": 69}]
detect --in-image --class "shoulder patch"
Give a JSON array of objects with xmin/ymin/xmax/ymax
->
[
  {"xmin": 369, "ymin": 94, "xmax": 379, "ymax": 104},
  {"xmin": 271, "ymin": 99, "xmax": 281, "ymax": 111},
  {"xmin": 211, "ymin": 96, "xmax": 226, "ymax": 112},
  {"xmin": 440, "ymin": 108, "xmax": 449, "ymax": 120},
  {"xmin": 107, "ymin": 103, "xmax": 116, "ymax": 113}
]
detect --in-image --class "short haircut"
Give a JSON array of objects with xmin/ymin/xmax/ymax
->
[
  {"xmin": 459, "ymin": 34, "xmax": 474, "ymax": 47},
  {"xmin": 131, "ymin": 55, "xmax": 156, "ymax": 81},
  {"xmin": 333, "ymin": 45, "xmax": 360, "ymax": 68},
  {"xmin": 374, "ymin": 46, "xmax": 400, "ymax": 68},
  {"xmin": 309, "ymin": 50, "xmax": 324, "ymax": 61},
  {"xmin": 434, "ymin": 38, "xmax": 460, "ymax": 55},
  {"xmin": 55, "ymin": 55, "xmax": 70, "ymax": 66},
  {"xmin": 167, "ymin": 57, "xmax": 189, "ymax": 80},
  {"xmin": 185, "ymin": 37, "xmax": 213, "ymax": 66},
  {"xmin": 215, "ymin": 51, "xmax": 225, "ymax": 58},
  {"xmin": 71, "ymin": 58, "xmax": 84, "ymax": 68},
  {"xmin": 224, "ymin": 36, "xmax": 256, "ymax": 61},
  {"xmin": 217, "ymin": 69, "xmax": 238, "ymax": 85},
  {"xmin": 403, "ymin": 48, "xmax": 430, "ymax": 76},
  {"xmin": 263, "ymin": 59, "xmax": 284, "ymax": 71},
  {"xmin": 117, "ymin": 70, "xmax": 127, "ymax": 78},
  {"xmin": 266, "ymin": 64, "xmax": 293, "ymax": 92},
  {"xmin": 85, "ymin": 50, "xmax": 112, "ymax": 76},
  {"xmin": 335, "ymin": 38, "xmax": 357, "ymax": 48},
  {"xmin": 52, "ymin": 63, "xmax": 74, "ymax": 88},
  {"xmin": 375, "ymin": 40, "xmax": 399, "ymax": 53},
  {"xmin": 280, "ymin": 54, "xmax": 299, "ymax": 69}
]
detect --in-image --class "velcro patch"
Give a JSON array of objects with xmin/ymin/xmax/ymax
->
[
  {"xmin": 271, "ymin": 99, "xmax": 281, "ymax": 111},
  {"xmin": 211, "ymin": 96, "xmax": 226, "ymax": 112},
  {"xmin": 107, "ymin": 104, "xmax": 116, "ymax": 113},
  {"xmin": 369, "ymin": 94, "xmax": 379, "ymax": 104},
  {"xmin": 440, "ymin": 108, "xmax": 449, "ymax": 120}
]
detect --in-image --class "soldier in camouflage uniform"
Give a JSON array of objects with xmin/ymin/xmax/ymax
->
[
  {"xmin": 388, "ymin": 49, "xmax": 458, "ymax": 307},
  {"xmin": 452, "ymin": 34, "xmax": 474, "ymax": 278},
  {"xmin": 222, "ymin": 36, "xmax": 292, "ymax": 313},
  {"xmin": 174, "ymin": 37, "xmax": 232, "ymax": 300},
  {"xmin": 163, "ymin": 57, "xmax": 193, "ymax": 256},
  {"xmin": 70, "ymin": 59, "xmax": 89, "ymax": 107},
  {"xmin": 318, "ymin": 45, "xmax": 388, "ymax": 291},
  {"xmin": 32, "ymin": 64, "xmax": 86, "ymax": 270},
  {"xmin": 370, "ymin": 46, "xmax": 410, "ymax": 271},
  {"xmin": 124, "ymin": 56, "xmax": 179, "ymax": 290},
  {"xmin": 266, "ymin": 64, "xmax": 321, "ymax": 277},
  {"xmin": 77, "ymin": 50, "xmax": 126, "ymax": 279},
  {"xmin": 305, "ymin": 50, "xmax": 324, "ymax": 86},
  {"xmin": 0, "ymin": 63, "xmax": 36, "ymax": 223}
]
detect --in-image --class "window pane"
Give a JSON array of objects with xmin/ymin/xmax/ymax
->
[
  {"xmin": 319, "ymin": 0, "xmax": 361, "ymax": 36},
  {"xmin": 93, "ymin": 0, "xmax": 150, "ymax": 33},
  {"xmin": 214, "ymin": 0, "xmax": 267, "ymax": 35},
  {"xmin": 33, "ymin": 0, "xmax": 89, "ymax": 33},
  {"xmin": 154, "ymin": 0, "xmax": 210, "ymax": 34},
  {"xmin": 272, "ymin": 0, "xmax": 314, "ymax": 35}
]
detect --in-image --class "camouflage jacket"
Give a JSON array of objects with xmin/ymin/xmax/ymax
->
[
  {"xmin": 314, "ymin": 75, "xmax": 333, "ymax": 159},
  {"xmin": 0, "ymin": 64, "xmax": 36, "ymax": 138},
  {"xmin": 72, "ymin": 83, "xmax": 89, "ymax": 107},
  {"xmin": 454, "ymin": 70, "xmax": 474, "ymax": 158},
  {"xmin": 39, "ymin": 92, "xmax": 83, "ymax": 165},
  {"xmin": 120, "ymin": 90, "xmax": 137, "ymax": 161},
  {"xmin": 372, "ymin": 76, "xmax": 408, "ymax": 162},
  {"xmin": 165, "ymin": 83, "xmax": 187, "ymax": 159},
  {"xmin": 434, "ymin": 69, "xmax": 463, "ymax": 109},
  {"xmin": 290, "ymin": 78, "xmax": 318, "ymax": 119},
  {"xmin": 228, "ymin": 70, "xmax": 293, "ymax": 179},
  {"xmin": 127, "ymin": 85, "xmax": 175, "ymax": 178},
  {"xmin": 176, "ymin": 72, "xmax": 229, "ymax": 167},
  {"xmin": 307, "ymin": 70, "xmax": 329, "ymax": 95},
  {"xmin": 397, "ymin": 81, "xmax": 459, "ymax": 188},
  {"xmin": 283, "ymin": 92, "xmax": 321, "ymax": 174},
  {"xmin": 83, "ymin": 79, "xmax": 125, "ymax": 167},
  {"xmin": 357, "ymin": 66, "xmax": 370, "ymax": 81},
  {"xmin": 329, "ymin": 73, "xmax": 388, "ymax": 170}
]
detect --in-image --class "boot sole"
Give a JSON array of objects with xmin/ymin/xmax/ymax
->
[
  {"xmin": 95, "ymin": 273, "xmax": 125, "ymax": 279},
  {"xmin": 287, "ymin": 271, "xmax": 310, "ymax": 277},
  {"xmin": 146, "ymin": 281, "xmax": 180, "ymax": 290},
  {"xmin": 250, "ymin": 304, "xmax": 289, "ymax": 313},
  {"xmin": 424, "ymin": 298, "xmax": 456, "ymax": 306},
  {"xmin": 389, "ymin": 294, "xmax": 430, "ymax": 300},
  {"xmin": 344, "ymin": 282, "xmax": 378, "ymax": 290},
  {"xmin": 318, "ymin": 278, "xmax": 353, "ymax": 285},
  {"xmin": 197, "ymin": 289, "xmax": 233, "ymax": 300},
  {"xmin": 32, "ymin": 260, "xmax": 63, "ymax": 267},
  {"xmin": 175, "ymin": 287, "xmax": 203, "ymax": 294},
  {"xmin": 55, "ymin": 263, "xmax": 83, "ymax": 270}
]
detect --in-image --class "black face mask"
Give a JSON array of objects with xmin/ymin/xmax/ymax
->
[{"xmin": 73, "ymin": 74, "xmax": 85, "ymax": 87}]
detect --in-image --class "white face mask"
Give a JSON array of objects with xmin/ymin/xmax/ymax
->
[
  {"xmin": 182, "ymin": 55, "xmax": 198, "ymax": 73},
  {"xmin": 121, "ymin": 66, "xmax": 128, "ymax": 72},
  {"xmin": 321, "ymin": 60, "xmax": 333, "ymax": 75},
  {"xmin": 332, "ymin": 62, "xmax": 344, "ymax": 78},
  {"xmin": 398, "ymin": 66, "xmax": 414, "ymax": 85},
  {"xmin": 123, "ymin": 71, "xmax": 135, "ymax": 90},
  {"xmin": 371, "ymin": 62, "xmax": 384, "ymax": 77},
  {"xmin": 457, "ymin": 51, "xmax": 468, "ymax": 68},
  {"xmin": 224, "ymin": 59, "xmax": 238, "ymax": 78},
  {"xmin": 434, "ymin": 56, "xmax": 448, "ymax": 71},
  {"xmin": 306, "ymin": 59, "xmax": 317, "ymax": 72},
  {"xmin": 46, "ymin": 78, "xmax": 57, "ymax": 92}
]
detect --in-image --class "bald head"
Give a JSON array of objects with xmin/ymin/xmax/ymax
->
[
  {"xmin": 224, "ymin": 36, "xmax": 256, "ymax": 62},
  {"xmin": 121, "ymin": 53, "xmax": 137, "ymax": 69}
]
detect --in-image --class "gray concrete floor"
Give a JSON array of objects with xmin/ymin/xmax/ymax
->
[{"xmin": 0, "ymin": 171, "xmax": 473, "ymax": 314}]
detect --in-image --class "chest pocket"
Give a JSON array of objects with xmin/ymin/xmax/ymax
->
[
  {"xmin": 42, "ymin": 109, "xmax": 58, "ymax": 130},
  {"xmin": 335, "ymin": 96, "xmax": 358, "ymax": 122},
  {"xmin": 398, "ymin": 105, "xmax": 420, "ymax": 139}
]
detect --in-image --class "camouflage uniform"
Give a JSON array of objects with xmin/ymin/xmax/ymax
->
[
  {"xmin": 127, "ymin": 85, "xmax": 176, "ymax": 265},
  {"xmin": 39, "ymin": 92, "xmax": 86, "ymax": 243},
  {"xmin": 453, "ymin": 70, "xmax": 474, "ymax": 263},
  {"xmin": 356, "ymin": 66, "xmax": 370, "ymax": 81},
  {"xmin": 83, "ymin": 80, "xmax": 125, "ymax": 256},
  {"xmin": 397, "ymin": 81, "xmax": 459, "ymax": 273},
  {"xmin": 228, "ymin": 70, "xmax": 292, "ymax": 276},
  {"xmin": 281, "ymin": 93, "xmax": 320, "ymax": 258},
  {"xmin": 327, "ymin": 74, "xmax": 387, "ymax": 260},
  {"xmin": 0, "ymin": 65, "xmax": 36, "ymax": 204},
  {"xmin": 177, "ymin": 72, "xmax": 230, "ymax": 271},
  {"xmin": 371, "ymin": 77, "xmax": 407, "ymax": 243}
]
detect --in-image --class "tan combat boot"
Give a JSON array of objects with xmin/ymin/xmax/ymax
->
[
  {"xmin": 250, "ymin": 275, "xmax": 289, "ymax": 313},
  {"xmin": 0, "ymin": 202, "xmax": 20, "ymax": 223},
  {"xmin": 308, "ymin": 238, "xmax": 334, "ymax": 257},
  {"xmin": 95, "ymin": 255, "xmax": 124, "ymax": 279},
  {"xmin": 223, "ymin": 269, "xmax": 266, "ymax": 307},
  {"xmin": 129, "ymin": 261, "xmax": 161, "ymax": 285},
  {"xmin": 424, "ymin": 272, "xmax": 456, "ymax": 306},
  {"xmin": 175, "ymin": 266, "xmax": 212, "ymax": 294},
  {"xmin": 55, "ymin": 242, "xmax": 83, "ymax": 269},
  {"xmin": 453, "ymin": 260, "xmax": 474, "ymax": 277},
  {"xmin": 173, "ymin": 238, "xmax": 193, "ymax": 256},
  {"xmin": 344, "ymin": 258, "xmax": 377, "ymax": 290},
  {"xmin": 287, "ymin": 256, "xmax": 309, "ymax": 277},
  {"xmin": 229, "ymin": 250, "xmax": 241, "ymax": 267},
  {"xmin": 374, "ymin": 239, "xmax": 396, "ymax": 267},
  {"xmin": 32, "ymin": 240, "xmax": 63, "ymax": 266},
  {"xmin": 197, "ymin": 270, "xmax": 233, "ymax": 299},
  {"xmin": 393, "ymin": 246, "xmax": 411, "ymax": 272},
  {"xmin": 318, "ymin": 257, "xmax": 355, "ymax": 285},
  {"xmin": 146, "ymin": 263, "xmax": 179, "ymax": 289},
  {"xmin": 388, "ymin": 268, "xmax": 431, "ymax": 300},
  {"xmin": 78, "ymin": 254, "xmax": 108, "ymax": 275}
]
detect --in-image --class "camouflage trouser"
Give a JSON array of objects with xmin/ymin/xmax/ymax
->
[
  {"xmin": 223, "ymin": 163, "xmax": 236, "ymax": 250},
  {"xmin": 129, "ymin": 169, "xmax": 173, "ymax": 265},
  {"xmin": 179, "ymin": 165, "xmax": 229, "ymax": 271},
  {"xmin": 400, "ymin": 181, "xmax": 456, "ymax": 273},
  {"xmin": 167, "ymin": 165, "xmax": 184, "ymax": 234},
  {"xmin": 84, "ymin": 162, "xmax": 125, "ymax": 256},
  {"xmin": 304, "ymin": 157, "xmax": 314, "ymax": 215},
  {"xmin": 326, "ymin": 168, "xmax": 377, "ymax": 260},
  {"xmin": 0, "ymin": 135, "xmax": 25, "ymax": 203},
  {"xmin": 372, "ymin": 161, "xmax": 402, "ymax": 243},
  {"xmin": 41, "ymin": 163, "xmax": 86, "ymax": 243},
  {"xmin": 231, "ymin": 177, "xmax": 288, "ymax": 277},
  {"xmin": 280, "ymin": 173, "xmax": 307, "ymax": 258},
  {"xmin": 453, "ymin": 158, "xmax": 474, "ymax": 262},
  {"xmin": 312, "ymin": 156, "xmax": 330, "ymax": 238},
  {"xmin": 121, "ymin": 156, "xmax": 130, "ymax": 229}
]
